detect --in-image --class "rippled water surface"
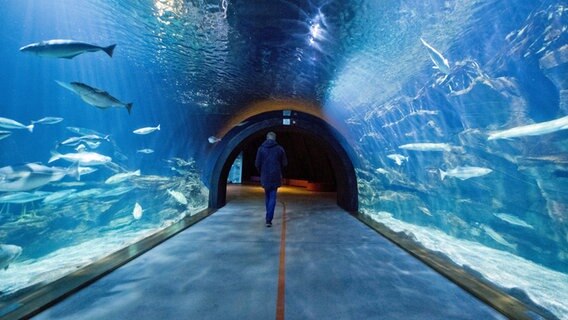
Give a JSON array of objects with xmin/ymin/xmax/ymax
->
[{"xmin": 1, "ymin": 0, "xmax": 567, "ymax": 318}]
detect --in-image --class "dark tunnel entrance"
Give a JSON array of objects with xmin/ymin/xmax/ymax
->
[
  {"xmin": 208, "ymin": 110, "xmax": 358, "ymax": 212},
  {"xmin": 239, "ymin": 130, "xmax": 337, "ymax": 191}
]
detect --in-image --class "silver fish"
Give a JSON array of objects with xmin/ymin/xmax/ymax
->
[
  {"xmin": 494, "ymin": 213, "xmax": 534, "ymax": 229},
  {"xmin": 0, "ymin": 163, "xmax": 79, "ymax": 192},
  {"xmin": 56, "ymin": 81, "xmax": 132, "ymax": 114},
  {"xmin": 0, "ymin": 130, "xmax": 11, "ymax": 140},
  {"xmin": 133, "ymin": 124, "xmax": 160, "ymax": 135},
  {"xmin": 208, "ymin": 136, "xmax": 221, "ymax": 144},
  {"xmin": 167, "ymin": 189, "xmax": 188, "ymax": 205},
  {"xmin": 0, "ymin": 191, "xmax": 51, "ymax": 204},
  {"xmin": 132, "ymin": 202, "xmax": 143, "ymax": 220},
  {"xmin": 43, "ymin": 189, "xmax": 77, "ymax": 204},
  {"xmin": 105, "ymin": 170, "xmax": 141, "ymax": 184},
  {"xmin": 32, "ymin": 117, "xmax": 63, "ymax": 125},
  {"xmin": 49, "ymin": 150, "xmax": 112, "ymax": 166},
  {"xmin": 439, "ymin": 166, "xmax": 492, "ymax": 181},
  {"xmin": 0, "ymin": 117, "xmax": 34, "ymax": 132},
  {"xmin": 387, "ymin": 154, "xmax": 408, "ymax": 166},
  {"xmin": 59, "ymin": 134, "xmax": 109, "ymax": 147},
  {"xmin": 66, "ymin": 127, "xmax": 106, "ymax": 136},
  {"xmin": 488, "ymin": 115, "xmax": 568, "ymax": 140},
  {"xmin": 399, "ymin": 143, "xmax": 452, "ymax": 152},
  {"xmin": 137, "ymin": 149, "xmax": 154, "ymax": 154},
  {"xmin": 20, "ymin": 39, "xmax": 116, "ymax": 59},
  {"xmin": 420, "ymin": 38, "xmax": 451, "ymax": 75},
  {"xmin": 0, "ymin": 244, "xmax": 22, "ymax": 270}
]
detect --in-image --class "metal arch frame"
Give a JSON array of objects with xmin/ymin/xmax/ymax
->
[{"xmin": 207, "ymin": 110, "xmax": 359, "ymax": 212}]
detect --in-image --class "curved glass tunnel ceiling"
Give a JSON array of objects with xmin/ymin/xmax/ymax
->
[{"xmin": 0, "ymin": 0, "xmax": 567, "ymax": 318}]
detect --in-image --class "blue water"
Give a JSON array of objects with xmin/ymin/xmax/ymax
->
[{"xmin": 0, "ymin": 0, "xmax": 567, "ymax": 318}]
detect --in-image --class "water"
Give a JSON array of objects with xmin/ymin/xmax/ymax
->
[{"xmin": 1, "ymin": 0, "xmax": 567, "ymax": 318}]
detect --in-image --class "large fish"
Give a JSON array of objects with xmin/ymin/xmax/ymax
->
[
  {"xmin": 439, "ymin": 166, "xmax": 492, "ymax": 181},
  {"xmin": 32, "ymin": 117, "xmax": 63, "ymax": 125},
  {"xmin": 399, "ymin": 142, "xmax": 453, "ymax": 152},
  {"xmin": 20, "ymin": 39, "xmax": 116, "ymax": 59},
  {"xmin": 488, "ymin": 115, "xmax": 568, "ymax": 140},
  {"xmin": 0, "ymin": 117, "xmax": 34, "ymax": 132},
  {"xmin": 133, "ymin": 124, "xmax": 160, "ymax": 135},
  {"xmin": 105, "ymin": 169, "xmax": 141, "ymax": 184},
  {"xmin": 49, "ymin": 150, "xmax": 112, "ymax": 166},
  {"xmin": 0, "ymin": 191, "xmax": 51, "ymax": 204},
  {"xmin": 56, "ymin": 81, "xmax": 133, "ymax": 114},
  {"xmin": 0, "ymin": 163, "xmax": 79, "ymax": 192},
  {"xmin": 0, "ymin": 244, "xmax": 22, "ymax": 270}
]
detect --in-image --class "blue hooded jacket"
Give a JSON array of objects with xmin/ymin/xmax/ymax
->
[{"xmin": 255, "ymin": 139, "xmax": 287, "ymax": 189}]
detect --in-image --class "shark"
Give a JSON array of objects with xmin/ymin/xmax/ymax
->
[{"xmin": 20, "ymin": 39, "xmax": 116, "ymax": 59}]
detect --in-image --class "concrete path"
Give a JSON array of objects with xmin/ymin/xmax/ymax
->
[{"xmin": 34, "ymin": 185, "xmax": 504, "ymax": 320}]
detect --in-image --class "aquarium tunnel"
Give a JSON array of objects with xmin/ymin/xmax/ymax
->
[{"xmin": 1, "ymin": 1, "xmax": 567, "ymax": 319}]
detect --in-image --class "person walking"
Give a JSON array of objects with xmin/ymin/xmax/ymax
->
[{"xmin": 255, "ymin": 131, "xmax": 287, "ymax": 227}]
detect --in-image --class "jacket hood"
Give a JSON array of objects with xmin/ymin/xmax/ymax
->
[{"xmin": 261, "ymin": 139, "xmax": 278, "ymax": 148}]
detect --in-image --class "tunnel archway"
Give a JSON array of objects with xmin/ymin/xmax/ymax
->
[{"xmin": 208, "ymin": 110, "xmax": 358, "ymax": 212}]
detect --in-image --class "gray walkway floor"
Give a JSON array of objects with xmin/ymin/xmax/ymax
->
[{"xmin": 34, "ymin": 185, "xmax": 504, "ymax": 320}]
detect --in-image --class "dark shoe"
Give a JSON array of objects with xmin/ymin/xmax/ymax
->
[{"xmin": 266, "ymin": 222, "xmax": 272, "ymax": 227}]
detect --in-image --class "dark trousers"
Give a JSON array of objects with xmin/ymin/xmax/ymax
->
[{"xmin": 264, "ymin": 187, "xmax": 278, "ymax": 223}]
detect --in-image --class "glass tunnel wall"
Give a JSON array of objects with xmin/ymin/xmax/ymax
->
[
  {"xmin": 0, "ymin": 0, "xmax": 209, "ymax": 303},
  {"xmin": 0, "ymin": 0, "xmax": 567, "ymax": 319}
]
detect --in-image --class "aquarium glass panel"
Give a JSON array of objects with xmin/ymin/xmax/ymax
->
[{"xmin": 0, "ymin": 1, "xmax": 566, "ymax": 318}]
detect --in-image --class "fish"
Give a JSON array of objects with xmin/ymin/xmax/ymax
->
[
  {"xmin": 55, "ymin": 80, "xmax": 133, "ymax": 114},
  {"xmin": 0, "ymin": 117, "xmax": 34, "ymax": 132},
  {"xmin": 0, "ymin": 191, "xmax": 51, "ymax": 204},
  {"xmin": 494, "ymin": 213, "xmax": 534, "ymax": 229},
  {"xmin": 208, "ymin": 136, "xmax": 221, "ymax": 144},
  {"xmin": 66, "ymin": 127, "xmax": 106, "ymax": 136},
  {"xmin": 481, "ymin": 225, "xmax": 517, "ymax": 250},
  {"xmin": 387, "ymin": 154, "xmax": 408, "ymax": 166},
  {"xmin": 0, "ymin": 244, "xmax": 22, "ymax": 270},
  {"xmin": 49, "ymin": 150, "xmax": 112, "ymax": 166},
  {"xmin": 133, "ymin": 124, "xmax": 160, "ymax": 135},
  {"xmin": 420, "ymin": 38, "xmax": 451, "ymax": 75},
  {"xmin": 375, "ymin": 168, "xmax": 390, "ymax": 175},
  {"xmin": 95, "ymin": 185, "xmax": 136, "ymax": 198},
  {"xmin": 137, "ymin": 149, "xmax": 154, "ymax": 154},
  {"xmin": 132, "ymin": 202, "xmax": 143, "ymax": 220},
  {"xmin": 0, "ymin": 163, "xmax": 80, "ymax": 192},
  {"xmin": 19, "ymin": 39, "xmax": 116, "ymax": 59},
  {"xmin": 32, "ymin": 117, "xmax": 63, "ymax": 125},
  {"xmin": 0, "ymin": 130, "xmax": 11, "ymax": 140},
  {"xmin": 418, "ymin": 207, "xmax": 432, "ymax": 216},
  {"xmin": 439, "ymin": 166, "xmax": 492, "ymax": 181},
  {"xmin": 167, "ymin": 189, "xmax": 188, "ymax": 205},
  {"xmin": 59, "ymin": 134, "xmax": 109, "ymax": 147},
  {"xmin": 399, "ymin": 143, "xmax": 452, "ymax": 152},
  {"xmin": 78, "ymin": 167, "xmax": 98, "ymax": 176},
  {"xmin": 43, "ymin": 189, "xmax": 77, "ymax": 204},
  {"xmin": 105, "ymin": 170, "xmax": 141, "ymax": 184},
  {"xmin": 487, "ymin": 115, "xmax": 568, "ymax": 140}
]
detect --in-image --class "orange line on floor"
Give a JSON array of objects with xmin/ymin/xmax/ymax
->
[{"xmin": 276, "ymin": 201, "xmax": 287, "ymax": 320}]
